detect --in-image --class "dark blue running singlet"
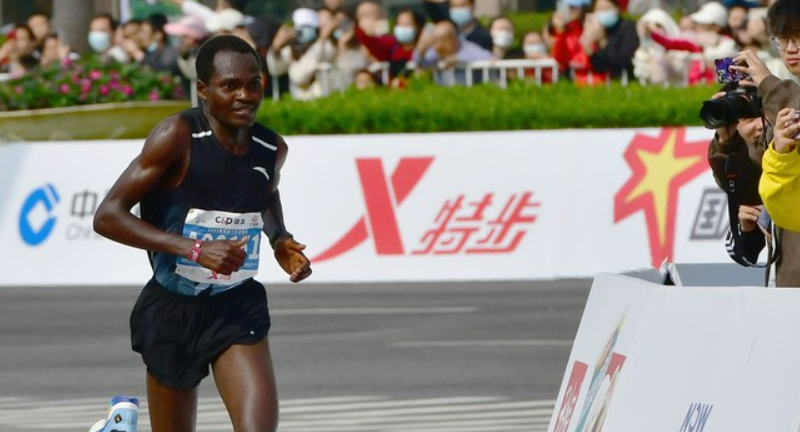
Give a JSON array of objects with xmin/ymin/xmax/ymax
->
[{"xmin": 140, "ymin": 107, "xmax": 279, "ymax": 295}]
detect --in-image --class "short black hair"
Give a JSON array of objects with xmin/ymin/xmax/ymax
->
[
  {"xmin": 91, "ymin": 13, "xmax": 118, "ymax": 32},
  {"xmin": 196, "ymin": 35, "xmax": 262, "ymax": 83},
  {"xmin": 767, "ymin": 0, "xmax": 800, "ymax": 38},
  {"xmin": 146, "ymin": 13, "xmax": 168, "ymax": 35},
  {"xmin": 396, "ymin": 8, "xmax": 426, "ymax": 30}
]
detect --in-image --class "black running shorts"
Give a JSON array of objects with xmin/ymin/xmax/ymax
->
[{"xmin": 130, "ymin": 278, "xmax": 271, "ymax": 389}]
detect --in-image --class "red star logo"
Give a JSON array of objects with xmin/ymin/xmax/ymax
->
[{"xmin": 614, "ymin": 128, "xmax": 710, "ymax": 268}]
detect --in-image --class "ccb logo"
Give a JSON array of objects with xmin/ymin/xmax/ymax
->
[{"xmin": 18, "ymin": 184, "xmax": 60, "ymax": 246}]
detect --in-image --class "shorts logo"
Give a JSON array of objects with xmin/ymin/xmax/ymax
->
[{"xmin": 18, "ymin": 184, "xmax": 60, "ymax": 246}]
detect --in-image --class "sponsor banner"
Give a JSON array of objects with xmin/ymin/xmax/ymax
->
[
  {"xmin": 548, "ymin": 274, "xmax": 800, "ymax": 432},
  {"xmin": 0, "ymin": 127, "xmax": 742, "ymax": 285}
]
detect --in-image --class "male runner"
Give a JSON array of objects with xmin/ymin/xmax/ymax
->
[{"xmin": 93, "ymin": 35, "xmax": 311, "ymax": 432}]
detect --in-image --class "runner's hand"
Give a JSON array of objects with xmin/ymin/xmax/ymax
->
[
  {"xmin": 274, "ymin": 237, "xmax": 312, "ymax": 282},
  {"xmin": 197, "ymin": 237, "xmax": 248, "ymax": 275},
  {"xmin": 738, "ymin": 205, "xmax": 762, "ymax": 233}
]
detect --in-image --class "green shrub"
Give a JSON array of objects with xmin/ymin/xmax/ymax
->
[
  {"xmin": 0, "ymin": 56, "xmax": 185, "ymax": 111},
  {"xmin": 256, "ymin": 81, "xmax": 715, "ymax": 135}
]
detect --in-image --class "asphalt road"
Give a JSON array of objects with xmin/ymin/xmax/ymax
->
[{"xmin": 0, "ymin": 279, "xmax": 591, "ymax": 431}]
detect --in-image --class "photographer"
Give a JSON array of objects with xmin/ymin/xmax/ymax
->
[{"xmin": 707, "ymin": 0, "xmax": 800, "ymax": 286}]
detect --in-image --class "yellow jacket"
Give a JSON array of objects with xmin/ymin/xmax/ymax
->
[{"xmin": 760, "ymin": 143, "xmax": 800, "ymax": 232}]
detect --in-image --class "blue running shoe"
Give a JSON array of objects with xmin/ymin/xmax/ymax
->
[{"xmin": 88, "ymin": 396, "xmax": 139, "ymax": 432}]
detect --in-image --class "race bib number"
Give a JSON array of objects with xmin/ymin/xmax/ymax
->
[{"xmin": 175, "ymin": 208, "xmax": 263, "ymax": 285}]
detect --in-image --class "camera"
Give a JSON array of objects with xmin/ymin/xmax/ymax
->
[{"xmin": 699, "ymin": 58, "xmax": 762, "ymax": 129}]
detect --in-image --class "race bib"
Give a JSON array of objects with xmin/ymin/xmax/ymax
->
[{"xmin": 175, "ymin": 208, "xmax": 263, "ymax": 285}]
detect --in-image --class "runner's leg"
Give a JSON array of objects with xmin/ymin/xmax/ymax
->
[
  {"xmin": 212, "ymin": 338, "xmax": 279, "ymax": 432},
  {"xmin": 146, "ymin": 372, "xmax": 198, "ymax": 432}
]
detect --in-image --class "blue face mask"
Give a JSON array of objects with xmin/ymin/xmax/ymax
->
[
  {"xmin": 393, "ymin": 26, "xmax": 417, "ymax": 44},
  {"xmin": 88, "ymin": 31, "xmax": 111, "ymax": 53},
  {"xmin": 296, "ymin": 26, "xmax": 318, "ymax": 45},
  {"xmin": 450, "ymin": 7, "xmax": 473, "ymax": 27},
  {"xmin": 595, "ymin": 10, "xmax": 619, "ymax": 28},
  {"xmin": 146, "ymin": 42, "xmax": 158, "ymax": 53}
]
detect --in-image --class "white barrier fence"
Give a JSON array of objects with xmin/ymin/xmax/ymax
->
[
  {"xmin": 0, "ymin": 127, "xmax": 741, "ymax": 286},
  {"xmin": 548, "ymin": 274, "xmax": 800, "ymax": 432}
]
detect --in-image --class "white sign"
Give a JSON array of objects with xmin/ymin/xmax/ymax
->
[
  {"xmin": 549, "ymin": 274, "xmax": 800, "ymax": 432},
  {"xmin": 0, "ymin": 127, "xmax": 740, "ymax": 286}
]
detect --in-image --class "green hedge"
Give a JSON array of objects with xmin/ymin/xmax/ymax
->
[{"xmin": 255, "ymin": 81, "xmax": 716, "ymax": 135}]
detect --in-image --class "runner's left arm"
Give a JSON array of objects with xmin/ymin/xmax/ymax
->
[{"xmin": 262, "ymin": 134, "xmax": 312, "ymax": 283}]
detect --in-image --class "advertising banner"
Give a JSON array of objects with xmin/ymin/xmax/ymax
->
[
  {"xmin": 0, "ymin": 127, "xmax": 742, "ymax": 285},
  {"xmin": 548, "ymin": 274, "xmax": 800, "ymax": 432}
]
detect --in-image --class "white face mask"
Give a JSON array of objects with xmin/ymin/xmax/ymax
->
[
  {"xmin": 524, "ymin": 43, "xmax": 547, "ymax": 56},
  {"xmin": 492, "ymin": 30, "xmax": 514, "ymax": 49},
  {"xmin": 88, "ymin": 30, "xmax": 111, "ymax": 53}
]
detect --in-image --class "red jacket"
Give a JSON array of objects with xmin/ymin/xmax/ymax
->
[
  {"xmin": 552, "ymin": 20, "xmax": 605, "ymax": 86},
  {"xmin": 355, "ymin": 27, "xmax": 414, "ymax": 63}
]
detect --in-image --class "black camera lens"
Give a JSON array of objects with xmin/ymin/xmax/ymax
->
[{"xmin": 700, "ymin": 87, "xmax": 762, "ymax": 129}]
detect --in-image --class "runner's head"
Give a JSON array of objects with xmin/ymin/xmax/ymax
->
[{"xmin": 196, "ymin": 35, "xmax": 263, "ymax": 128}]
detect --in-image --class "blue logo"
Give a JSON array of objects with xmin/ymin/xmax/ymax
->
[
  {"xmin": 19, "ymin": 184, "xmax": 60, "ymax": 246},
  {"xmin": 680, "ymin": 403, "xmax": 713, "ymax": 432}
]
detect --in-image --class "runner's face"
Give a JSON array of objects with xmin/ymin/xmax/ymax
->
[{"xmin": 201, "ymin": 51, "xmax": 264, "ymax": 128}]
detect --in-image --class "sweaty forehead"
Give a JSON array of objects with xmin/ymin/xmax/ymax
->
[{"xmin": 210, "ymin": 50, "xmax": 261, "ymax": 81}]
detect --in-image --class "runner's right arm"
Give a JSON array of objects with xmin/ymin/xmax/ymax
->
[{"xmin": 93, "ymin": 115, "xmax": 247, "ymax": 275}]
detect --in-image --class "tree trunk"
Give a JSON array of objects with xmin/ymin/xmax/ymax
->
[{"xmin": 52, "ymin": 0, "xmax": 93, "ymax": 54}]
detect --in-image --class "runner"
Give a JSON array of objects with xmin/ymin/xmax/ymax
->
[{"xmin": 93, "ymin": 34, "xmax": 312, "ymax": 432}]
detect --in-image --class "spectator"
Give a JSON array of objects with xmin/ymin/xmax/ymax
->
[
  {"xmin": 121, "ymin": 19, "xmax": 142, "ymax": 43},
  {"xmin": 423, "ymin": 0, "xmax": 493, "ymax": 51},
  {"xmin": 490, "ymin": 17, "xmax": 523, "ymax": 60},
  {"xmin": 354, "ymin": 69, "xmax": 378, "ymax": 89},
  {"xmin": 581, "ymin": 0, "xmax": 639, "ymax": 81},
  {"xmin": 267, "ymin": 8, "xmax": 342, "ymax": 100},
  {"xmin": 88, "ymin": 13, "xmax": 130, "ymax": 63},
  {"xmin": 165, "ymin": 15, "xmax": 209, "ymax": 101},
  {"xmin": 331, "ymin": 11, "xmax": 370, "ymax": 88},
  {"xmin": 728, "ymin": 4, "xmax": 749, "ymax": 45},
  {"xmin": 206, "ymin": 8, "xmax": 246, "ymax": 35},
  {"xmin": 124, "ymin": 14, "xmax": 179, "ymax": 73},
  {"xmin": 39, "ymin": 33, "xmax": 77, "ymax": 68},
  {"xmin": 633, "ymin": 9, "xmax": 689, "ymax": 86},
  {"xmin": 356, "ymin": 8, "xmax": 425, "ymax": 78},
  {"xmin": 356, "ymin": 1, "xmax": 391, "ymax": 38},
  {"xmin": 552, "ymin": 0, "xmax": 600, "ymax": 85},
  {"xmin": 27, "ymin": 13, "xmax": 50, "ymax": 44},
  {"xmin": 523, "ymin": 31, "xmax": 549, "ymax": 59},
  {"xmin": 0, "ymin": 25, "xmax": 37, "ymax": 75},
  {"xmin": 323, "ymin": 0, "xmax": 345, "ymax": 14},
  {"xmin": 412, "ymin": 20, "xmax": 492, "ymax": 86},
  {"xmin": 645, "ymin": 2, "xmax": 738, "ymax": 84}
]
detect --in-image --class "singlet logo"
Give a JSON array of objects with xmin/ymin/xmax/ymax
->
[{"xmin": 18, "ymin": 184, "xmax": 60, "ymax": 246}]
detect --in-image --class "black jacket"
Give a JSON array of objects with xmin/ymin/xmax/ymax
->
[{"xmin": 589, "ymin": 19, "xmax": 638, "ymax": 80}]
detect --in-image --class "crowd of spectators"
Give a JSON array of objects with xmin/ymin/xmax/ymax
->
[{"xmin": 0, "ymin": 0, "xmax": 790, "ymax": 102}]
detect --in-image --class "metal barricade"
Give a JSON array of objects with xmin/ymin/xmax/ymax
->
[{"xmin": 464, "ymin": 58, "xmax": 559, "ymax": 88}]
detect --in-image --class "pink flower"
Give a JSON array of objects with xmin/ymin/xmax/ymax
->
[
  {"xmin": 89, "ymin": 70, "xmax": 102, "ymax": 80},
  {"xmin": 59, "ymin": 83, "xmax": 70, "ymax": 94},
  {"xmin": 149, "ymin": 89, "xmax": 160, "ymax": 101},
  {"xmin": 120, "ymin": 85, "xmax": 133, "ymax": 96},
  {"xmin": 109, "ymin": 71, "xmax": 120, "ymax": 80},
  {"xmin": 80, "ymin": 79, "xmax": 92, "ymax": 93},
  {"xmin": 99, "ymin": 84, "xmax": 109, "ymax": 96},
  {"xmin": 14, "ymin": 86, "xmax": 22, "ymax": 94}
]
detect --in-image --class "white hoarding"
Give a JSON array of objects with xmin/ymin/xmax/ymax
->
[
  {"xmin": 1, "ymin": 127, "xmax": 737, "ymax": 286},
  {"xmin": 549, "ymin": 274, "xmax": 800, "ymax": 432}
]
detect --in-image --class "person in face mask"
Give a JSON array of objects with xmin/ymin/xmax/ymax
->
[
  {"xmin": 123, "ymin": 14, "xmax": 179, "ymax": 72},
  {"xmin": 355, "ymin": 6, "xmax": 425, "ymax": 78},
  {"xmin": 88, "ymin": 13, "xmax": 130, "ymax": 63},
  {"xmin": 644, "ymin": 2, "xmax": 738, "ymax": 84},
  {"xmin": 423, "ymin": 0, "xmax": 493, "ymax": 51},
  {"xmin": 267, "ymin": 8, "xmax": 343, "ymax": 100},
  {"xmin": 579, "ymin": 0, "xmax": 639, "ymax": 81},
  {"xmin": 489, "ymin": 17, "xmax": 523, "ymax": 60}
]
